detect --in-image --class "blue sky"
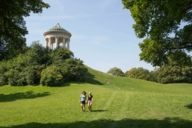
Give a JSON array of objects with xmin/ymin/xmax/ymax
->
[{"xmin": 25, "ymin": 0, "xmax": 153, "ymax": 72}]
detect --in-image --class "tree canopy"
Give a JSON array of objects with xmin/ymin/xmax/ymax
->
[
  {"xmin": 0, "ymin": 43, "xmax": 90, "ymax": 86},
  {"xmin": 122, "ymin": 0, "xmax": 192, "ymax": 66},
  {"xmin": 107, "ymin": 67, "xmax": 124, "ymax": 77},
  {"xmin": 0, "ymin": 0, "xmax": 49, "ymax": 60},
  {"xmin": 125, "ymin": 67, "xmax": 154, "ymax": 81}
]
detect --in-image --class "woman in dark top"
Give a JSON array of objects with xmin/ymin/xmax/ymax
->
[{"xmin": 87, "ymin": 92, "xmax": 93, "ymax": 111}]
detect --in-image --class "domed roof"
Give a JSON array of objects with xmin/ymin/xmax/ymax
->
[{"xmin": 44, "ymin": 23, "xmax": 71, "ymax": 36}]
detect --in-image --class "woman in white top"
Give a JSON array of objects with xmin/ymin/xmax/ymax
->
[{"xmin": 80, "ymin": 91, "xmax": 86, "ymax": 112}]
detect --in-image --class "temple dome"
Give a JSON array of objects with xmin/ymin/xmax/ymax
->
[{"xmin": 44, "ymin": 23, "xmax": 71, "ymax": 37}]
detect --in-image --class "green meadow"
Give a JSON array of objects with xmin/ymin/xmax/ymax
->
[{"xmin": 0, "ymin": 68, "xmax": 192, "ymax": 128}]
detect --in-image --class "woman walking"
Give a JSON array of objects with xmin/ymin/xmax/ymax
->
[
  {"xmin": 87, "ymin": 92, "xmax": 93, "ymax": 111},
  {"xmin": 80, "ymin": 91, "xmax": 86, "ymax": 112}
]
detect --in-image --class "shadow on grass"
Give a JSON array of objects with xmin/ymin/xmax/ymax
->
[
  {"xmin": 0, "ymin": 91, "xmax": 50, "ymax": 102},
  {"xmin": 91, "ymin": 109, "xmax": 107, "ymax": 112},
  {"xmin": 2, "ymin": 117, "xmax": 192, "ymax": 128},
  {"xmin": 185, "ymin": 103, "xmax": 192, "ymax": 109},
  {"xmin": 72, "ymin": 72, "xmax": 103, "ymax": 85},
  {"xmin": 84, "ymin": 72, "xmax": 103, "ymax": 85},
  {"xmin": 52, "ymin": 72, "xmax": 103, "ymax": 86}
]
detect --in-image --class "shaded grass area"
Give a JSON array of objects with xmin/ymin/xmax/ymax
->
[
  {"xmin": 2, "ymin": 118, "xmax": 192, "ymax": 128},
  {"xmin": 0, "ymin": 91, "xmax": 50, "ymax": 102},
  {"xmin": 185, "ymin": 103, "xmax": 192, "ymax": 109}
]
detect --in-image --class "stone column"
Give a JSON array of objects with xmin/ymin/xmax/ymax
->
[
  {"xmin": 47, "ymin": 38, "xmax": 51, "ymax": 49},
  {"xmin": 67, "ymin": 39, "xmax": 70, "ymax": 49},
  {"xmin": 45, "ymin": 38, "xmax": 48, "ymax": 48},
  {"xmin": 63, "ymin": 38, "xmax": 66, "ymax": 48},
  {"xmin": 56, "ymin": 37, "xmax": 59, "ymax": 48},
  {"xmin": 49, "ymin": 37, "xmax": 52, "ymax": 49}
]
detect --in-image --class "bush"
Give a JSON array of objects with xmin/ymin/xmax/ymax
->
[
  {"xmin": 27, "ymin": 42, "xmax": 50, "ymax": 65},
  {"xmin": 0, "ymin": 75, "xmax": 7, "ymax": 86},
  {"xmin": 25, "ymin": 65, "xmax": 43, "ymax": 85},
  {"xmin": 6, "ymin": 69, "xmax": 27, "ymax": 86},
  {"xmin": 126, "ymin": 67, "xmax": 154, "ymax": 81},
  {"xmin": 40, "ymin": 65, "xmax": 64, "ymax": 86},
  {"xmin": 0, "ymin": 44, "xmax": 89, "ymax": 86},
  {"xmin": 51, "ymin": 48, "xmax": 74, "ymax": 64},
  {"xmin": 0, "ymin": 62, "xmax": 8, "ymax": 85},
  {"xmin": 107, "ymin": 67, "xmax": 124, "ymax": 76},
  {"xmin": 156, "ymin": 66, "xmax": 192, "ymax": 83},
  {"xmin": 63, "ymin": 58, "xmax": 89, "ymax": 81}
]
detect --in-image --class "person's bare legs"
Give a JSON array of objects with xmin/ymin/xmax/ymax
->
[
  {"xmin": 81, "ymin": 104, "xmax": 83, "ymax": 111},
  {"xmin": 81, "ymin": 104, "xmax": 85, "ymax": 112},
  {"xmin": 88, "ymin": 101, "xmax": 92, "ymax": 111}
]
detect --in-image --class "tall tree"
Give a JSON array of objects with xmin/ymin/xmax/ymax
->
[
  {"xmin": 0, "ymin": 0, "xmax": 49, "ymax": 60},
  {"xmin": 122, "ymin": 0, "xmax": 192, "ymax": 66}
]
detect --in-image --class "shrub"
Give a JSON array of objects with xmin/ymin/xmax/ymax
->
[
  {"xmin": 0, "ymin": 45, "xmax": 89, "ymax": 86},
  {"xmin": 0, "ymin": 75, "xmax": 7, "ymax": 86},
  {"xmin": 6, "ymin": 69, "xmax": 27, "ymax": 86},
  {"xmin": 63, "ymin": 58, "xmax": 89, "ymax": 81},
  {"xmin": 156, "ymin": 66, "xmax": 192, "ymax": 83},
  {"xmin": 25, "ymin": 65, "xmax": 43, "ymax": 85},
  {"xmin": 126, "ymin": 67, "xmax": 154, "ymax": 81},
  {"xmin": 51, "ymin": 48, "xmax": 74, "ymax": 64},
  {"xmin": 27, "ymin": 42, "xmax": 50, "ymax": 65},
  {"xmin": 40, "ymin": 65, "xmax": 64, "ymax": 86},
  {"xmin": 107, "ymin": 67, "xmax": 124, "ymax": 76},
  {"xmin": 0, "ymin": 62, "xmax": 8, "ymax": 85}
]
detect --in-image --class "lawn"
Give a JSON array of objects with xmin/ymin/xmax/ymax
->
[{"xmin": 0, "ymin": 68, "xmax": 192, "ymax": 128}]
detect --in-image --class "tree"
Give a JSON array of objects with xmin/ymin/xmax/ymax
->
[
  {"xmin": 156, "ymin": 66, "xmax": 192, "ymax": 83},
  {"xmin": 51, "ymin": 48, "xmax": 74, "ymax": 65},
  {"xmin": 0, "ymin": 45, "xmax": 90, "ymax": 86},
  {"xmin": 62, "ymin": 58, "xmax": 89, "ymax": 81},
  {"xmin": 40, "ymin": 65, "xmax": 64, "ymax": 86},
  {"xmin": 27, "ymin": 41, "xmax": 50, "ymax": 65},
  {"xmin": 125, "ymin": 67, "xmax": 154, "ymax": 81},
  {"xmin": 0, "ymin": 0, "xmax": 49, "ymax": 60},
  {"xmin": 107, "ymin": 67, "xmax": 124, "ymax": 76},
  {"xmin": 122, "ymin": 0, "xmax": 192, "ymax": 66}
]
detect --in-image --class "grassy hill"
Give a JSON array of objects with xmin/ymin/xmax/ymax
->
[{"xmin": 0, "ymin": 67, "xmax": 192, "ymax": 128}]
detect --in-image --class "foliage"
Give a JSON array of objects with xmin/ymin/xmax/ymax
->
[
  {"xmin": 122, "ymin": 0, "xmax": 192, "ymax": 66},
  {"xmin": 0, "ymin": 61, "xmax": 8, "ymax": 85},
  {"xmin": 6, "ymin": 69, "xmax": 26, "ymax": 86},
  {"xmin": 0, "ymin": 0, "xmax": 49, "ymax": 60},
  {"xmin": 156, "ymin": 66, "xmax": 192, "ymax": 83},
  {"xmin": 26, "ymin": 42, "xmax": 50, "ymax": 65},
  {"xmin": 126, "ymin": 67, "xmax": 154, "ymax": 81},
  {"xmin": 40, "ymin": 58, "xmax": 89, "ymax": 86},
  {"xmin": 107, "ymin": 67, "xmax": 124, "ymax": 76},
  {"xmin": 0, "ymin": 43, "xmax": 49, "ymax": 86},
  {"xmin": 0, "ymin": 43, "xmax": 89, "ymax": 86},
  {"xmin": 25, "ymin": 65, "xmax": 43, "ymax": 85},
  {"xmin": 63, "ymin": 58, "xmax": 89, "ymax": 81},
  {"xmin": 51, "ymin": 48, "xmax": 74, "ymax": 64},
  {"xmin": 40, "ymin": 65, "xmax": 63, "ymax": 86}
]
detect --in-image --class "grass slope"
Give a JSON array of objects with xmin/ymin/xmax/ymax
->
[{"xmin": 0, "ymin": 68, "xmax": 192, "ymax": 128}]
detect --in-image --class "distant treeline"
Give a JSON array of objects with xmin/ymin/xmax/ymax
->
[{"xmin": 108, "ymin": 66, "xmax": 192, "ymax": 84}]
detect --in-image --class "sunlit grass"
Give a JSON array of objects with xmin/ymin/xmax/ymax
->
[{"xmin": 0, "ymin": 68, "xmax": 192, "ymax": 128}]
